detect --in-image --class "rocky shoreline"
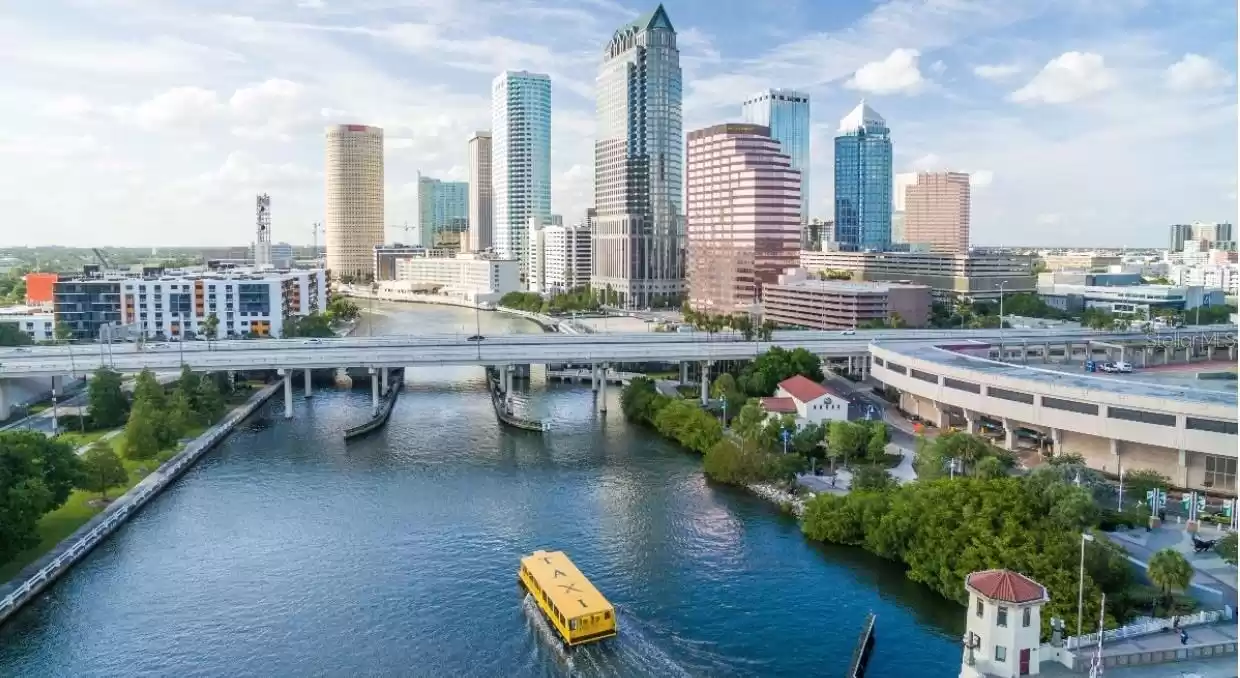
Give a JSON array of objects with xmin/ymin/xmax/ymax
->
[{"xmin": 745, "ymin": 482, "xmax": 808, "ymax": 518}]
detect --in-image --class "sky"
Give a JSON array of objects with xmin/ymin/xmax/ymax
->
[{"xmin": 0, "ymin": 0, "xmax": 1235, "ymax": 249}]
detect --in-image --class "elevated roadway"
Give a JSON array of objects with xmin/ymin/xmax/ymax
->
[{"xmin": 0, "ymin": 327, "xmax": 1231, "ymax": 378}]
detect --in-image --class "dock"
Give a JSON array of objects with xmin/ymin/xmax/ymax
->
[
  {"xmin": 846, "ymin": 612, "xmax": 876, "ymax": 678},
  {"xmin": 486, "ymin": 367, "xmax": 549, "ymax": 432},
  {"xmin": 344, "ymin": 368, "xmax": 403, "ymax": 440}
]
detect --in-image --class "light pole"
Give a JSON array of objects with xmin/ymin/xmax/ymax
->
[
  {"xmin": 998, "ymin": 280, "xmax": 1009, "ymax": 339},
  {"xmin": 1076, "ymin": 532, "xmax": 1096, "ymax": 642},
  {"xmin": 1116, "ymin": 467, "xmax": 1125, "ymax": 511}
]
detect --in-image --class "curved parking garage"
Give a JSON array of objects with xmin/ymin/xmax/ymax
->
[{"xmin": 869, "ymin": 340, "xmax": 1238, "ymax": 495}]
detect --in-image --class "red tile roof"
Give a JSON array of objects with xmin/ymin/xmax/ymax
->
[
  {"xmin": 759, "ymin": 397, "xmax": 798, "ymax": 414},
  {"xmin": 966, "ymin": 570, "xmax": 1047, "ymax": 604},
  {"xmin": 777, "ymin": 375, "xmax": 832, "ymax": 403}
]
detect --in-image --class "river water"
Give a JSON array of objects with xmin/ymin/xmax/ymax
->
[{"xmin": 0, "ymin": 303, "xmax": 962, "ymax": 677}]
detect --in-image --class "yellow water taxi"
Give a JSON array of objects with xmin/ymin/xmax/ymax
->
[{"xmin": 519, "ymin": 550, "xmax": 617, "ymax": 648}]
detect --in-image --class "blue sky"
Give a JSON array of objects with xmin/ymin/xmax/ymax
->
[{"xmin": 0, "ymin": 0, "xmax": 1234, "ymax": 247}]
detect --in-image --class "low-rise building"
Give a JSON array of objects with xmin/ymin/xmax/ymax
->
[
  {"xmin": 762, "ymin": 269, "xmax": 931, "ymax": 329},
  {"xmin": 798, "ymin": 249, "xmax": 1033, "ymax": 301},
  {"xmin": 1036, "ymin": 282, "xmax": 1223, "ymax": 316},
  {"xmin": 54, "ymin": 268, "xmax": 326, "ymax": 340},
  {"xmin": 0, "ymin": 306, "xmax": 55, "ymax": 341},
  {"xmin": 373, "ymin": 244, "xmax": 453, "ymax": 282},
  {"xmin": 393, "ymin": 251, "xmax": 519, "ymax": 305},
  {"xmin": 1038, "ymin": 251, "xmax": 1123, "ymax": 272},
  {"xmin": 1169, "ymin": 263, "xmax": 1240, "ymax": 296},
  {"xmin": 759, "ymin": 375, "xmax": 849, "ymax": 429}
]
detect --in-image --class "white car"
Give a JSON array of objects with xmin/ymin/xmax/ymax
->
[
  {"xmin": 1112, "ymin": 361, "xmax": 1133, "ymax": 373},
  {"xmin": 841, "ymin": 329, "xmax": 856, "ymax": 335},
  {"xmin": 302, "ymin": 338, "xmax": 324, "ymax": 345}
]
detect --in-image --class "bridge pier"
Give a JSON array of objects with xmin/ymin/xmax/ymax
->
[
  {"xmin": 304, "ymin": 368, "xmax": 312, "ymax": 398},
  {"xmin": 369, "ymin": 368, "xmax": 379, "ymax": 415},
  {"xmin": 281, "ymin": 369, "xmax": 293, "ymax": 419},
  {"xmin": 381, "ymin": 367, "xmax": 389, "ymax": 392},
  {"xmin": 598, "ymin": 364, "xmax": 608, "ymax": 413},
  {"xmin": 0, "ymin": 381, "xmax": 10, "ymax": 422},
  {"xmin": 679, "ymin": 361, "xmax": 688, "ymax": 384},
  {"xmin": 700, "ymin": 361, "xmax": 710, "ymax": 405},
  {"xmin": 505, "ymin": 365, "xmax": 514, "ymax": 396},
  {"xmin": 590, "ymin": 363, "xmax": 599, "ymax": 392}
]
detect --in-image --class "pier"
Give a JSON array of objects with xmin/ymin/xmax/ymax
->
[
  {"xmin": 486, "ymin": 366, "xmax": 549, "ymax": 432},
  {"xmin": 344, "ymin": 368, "xmax": 404, "ymax": 440}
]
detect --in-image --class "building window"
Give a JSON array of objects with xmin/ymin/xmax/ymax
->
[
  {"xmin": 975, "ymin": 599, "xmax": 983, "ymax": 618},
  {"xmin": 1186, "ymin": 417, "xmax": 1238, "ymax": 435},
  {"xmin": 1204, "ymin": 455, "xmax": 1237, "ymax": 492},
  {"xmin": 989, "ymin": 387, "xmax": 1034, "ymax": 404},
  {"xmin": 1108, "ymin": 406, "xmax": 1175, "ymax": 427},
  {"xmin": 1022, "ymin": 607, "xmax": 1031, "ymax": 627},
  {"xmin": 910, "ymin": 369, "xmax": 938, "ymax": 384},
  {"xmin": 1041, "ymin": 396, "xmax": 1098, "ymax": 415},
  {"xmin": 995, "ymin": 645, "xmax": 1007, "ymax": 662},
  {"xmin": 943, "ymin": 377, "xmax": 981, "ymax": 394},
  {"xmin": 997, "ymin": 607, "xmax": 1008, "ymax": 627}
]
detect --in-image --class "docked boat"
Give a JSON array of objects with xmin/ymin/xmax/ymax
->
[{"xmin": 518, "ymin": 550, "xmax": 617, "ymax": 648}]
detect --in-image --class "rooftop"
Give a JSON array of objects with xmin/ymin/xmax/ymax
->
[
  {"xmin": 966, "ymin": 569, "xmax": 1047, "ymax": 604},
  {"xmin": 778, "ymin": 375, "xmax": 833, "ymax": 403},
  {"xmin": 838, "ymin": 100, "xmax": 886, "ymax": 134},
  {"xmin": 520, "ymin": 550, "xmax": 613, "ymax": 618},
  {"xmin": 760, "ymin": 397, "xmax": 798, "ymax": 414}
]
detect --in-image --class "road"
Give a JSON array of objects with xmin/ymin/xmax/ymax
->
[{"xmin": 3, "ymin": 327, "xmax": 1227, "ymax": 378}]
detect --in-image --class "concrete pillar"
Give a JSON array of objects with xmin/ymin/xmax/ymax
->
[
  {"xmin": 590, "ymin": 363, "xmax": 599, "ymax": 392},
  {"xmin": 1002, "ymin": 418, "xmax": 1016, "ymax": 450},
  {"xmin": 505, "ymin": 365, "xmax": 514, "ymax": 396},
  {"xmin": 1051, "ymin": 428, "xmax": 1063, "ymax": 457},
  {"xmin": 1164, "ymin": 345, "xmax": 1171, "ymax": 364},
  {"xmin": 700, "ymin": 361, "xmax": 710, "ymax": 405},
  {"xmin": 1178, "ymin": 449, "xmax": 1189, "ymax": 488},
  {"xmin": 282, "ymin": 370, "xmax": 293, "ymax": 419},
  {"xmin": 964, "ymin": 411, "xmax": 980, "ymax": 435},
  {"xmin": 935, "ymin": 405, "xmax": 950, "ymax": 430},
  {"xmin": 860, "ymin": 356, "xmax": 869, "ymax": 381},
  {"xmin": 599, "ymin": 364, "xmax": 609, "ymax": 413},
  {"xmin": 1229, "ymin": 343, "xmax": 1236, "ymax": 361},
  {"xmin": 304, "ymin": 368, "xmax": 312, "ymax": 398},
  {"xmin": 847, "ymin": 355, "xmax": 855, "ymax": 376},
  {"xmin": 381, "ymin": 367, "xmax": 389, "ymax": 392},
  {"xmin": 1110, "ymin": 438, "xmax": 1121, "ymax": 475},
  {"xmin": 370, "ymin": 368, "xmax": 379, "ymax": 414},
  {"xmin": 679, "ymin": 361, "xmax": 689, "ymax": 384},
  {"xmin": 0, "ymin": 381, "xmax": 10, "ymax": 421},
  {"xmin": 1044, "ymin": 343, "xmax": 1051, "ymax": 364}
]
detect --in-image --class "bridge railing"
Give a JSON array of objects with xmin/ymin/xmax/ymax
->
[{"xmin": 1064, "ymin": 607, "xmax": 1234, "ymax": 650}]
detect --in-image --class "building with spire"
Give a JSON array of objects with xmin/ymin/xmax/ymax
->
[
  {"xmin": 591, "ymin": 4, "xmax": 684, "ymax": 309},
  {"xmin": 741, "ymin": 89, "xmax": 811, "ymax": 224},
  {"xmin": 834, "ymin": 100, "xmax": 892, "ymax": 252}
]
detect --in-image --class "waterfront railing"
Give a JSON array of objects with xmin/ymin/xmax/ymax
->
[{"xmin": 1064, "ymin": 606, "xmax": 1234, "ymax": 650}]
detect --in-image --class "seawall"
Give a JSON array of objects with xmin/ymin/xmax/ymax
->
[{"xmin": 0, "ymin": 381, "xmax": 282, "ymax": 626}]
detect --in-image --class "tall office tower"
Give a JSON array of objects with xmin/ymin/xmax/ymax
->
[
  {"xmin": 1169, "ymin": 223, "xmax": 1194, "ymax": 252},
  {"xmin": 254, "ymin": 193, "xmax": 272, "ymax": 268},
  {"xmin": 1191, "ymin": 221, "xmax": 1235, "ymax": 245},
  {"xmin": 904, "ymin": 171, "xmax": 971, "ymax": 254},
  {"xmin": 468, "ymin": 131, "xmax": 493, "ymax": 251},
  {"xmin": 833, "ymin": 101, "xmax": 892, "ymax": 251},
  {"xmin": 593, "ymin": 4, "xmax": 684, "ymax": 308},
  {"xmin": 892, "ymin": 172, "xmax": 918, "ymax": 245},
  {"xmin": 685, "ymin": 123, "xmax": 801, "ymax": 314},
  {"xmin": 492, "ymin": 71, "xmax": 552, "ymax": 277},
  {"xmin": 416, "ymin": 173, "xmax": 469, "ymax": 248},
  {"xmin": 325, "ymin": 124, "xmax": 384, "ymax": 280},
  {"xmin": 741, "ymin": 89, "xmax": 810, "ymax": 223}
]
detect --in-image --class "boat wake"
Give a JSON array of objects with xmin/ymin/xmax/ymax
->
[{"xmin": 520, "ymin": 595, "xmax": 751, "ymax": 677}]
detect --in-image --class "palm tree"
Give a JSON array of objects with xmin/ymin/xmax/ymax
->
[
  {"xmin": 1146, "ymin": 547, "xmax": 1193, "ymax": 611},
  {"xmin": 757, "ymin": 320, "xmax": 777, "ymax": 341}
]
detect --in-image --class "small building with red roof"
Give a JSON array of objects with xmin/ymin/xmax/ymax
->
[
  {"xmin": 759, "ymin": 374, "xmax": 848, "ymax": 428},
  {"xmin": 961, "ymin": 569, "xmax": 1048, "ymax": 678}
]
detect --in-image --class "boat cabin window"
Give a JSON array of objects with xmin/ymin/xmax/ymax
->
[
  {"xmin": 603, "ymin": 611, "xmax": 611, "ymax": 620},
  {"xmin": 569, "ymin": 619, "xmax": 578, "ymax": 631}
]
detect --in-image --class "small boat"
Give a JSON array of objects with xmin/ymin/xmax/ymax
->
[{"xmin": 518, "ymin": 550, "xmax": 617, "ymax": 648}]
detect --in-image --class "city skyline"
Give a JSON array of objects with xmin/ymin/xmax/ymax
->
[{"xmin": 0, "ymin": 0, "xmax": 1235, "ymax": 248}]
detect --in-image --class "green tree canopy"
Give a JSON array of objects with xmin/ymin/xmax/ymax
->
[
  {"xmin": 0, "ymin": 323, "xmax": 33, "ymax": 346},
  {"xmin": 1146, "ymin": 548, "xmax": 1193, "ymax": 608},
  {"xmin": 122, "ymin": 398, "xmax": 162, "ymax": 460},
  {"xmin": 738, "ymin": 347, "xmax": 824, "ymax": 396},
  {"xmin": 77, "ymin": 442, "xmax": 128, "ymax": 500},
  {"xmin": 0, "ymin": 431, "xmax": 82, "ymax": 561},
  {"xmin": 196, "ymin": 376, "xmax": 225, "ymax": 424},
  {"xmin": 88, "ymin": 367, "xmax": 127, "ymax": 428},
  {"xmin": 167, "ymin": 386, "xmax": 196, "ymax": 438}
]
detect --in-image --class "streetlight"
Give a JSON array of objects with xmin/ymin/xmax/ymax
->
[
  {"xmin": 1116, "ymin": 467, "xmax": 1125, "ymax": 511},
  {"xmin": 998, "ymin": 280, "xmax": 1009, "ymax": 339},
  {"xmin": 1076, "ymin": 532, "xmax": 1096, "ymax": 642}
]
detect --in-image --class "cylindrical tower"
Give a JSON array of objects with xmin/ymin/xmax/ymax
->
[{"xmin": 325, "ymin": 124, "xmax": 384, "ymax": 280}]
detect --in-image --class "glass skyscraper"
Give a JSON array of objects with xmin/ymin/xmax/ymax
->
[
  {"xmin": 833, "ymin": 100, "xmax": 892, "ymax": 251},
  {"xmin": 741, "ymin": 89, "xmax": 810, "ymax": 223},
  {"xmin": 492, "ymin": 71, "xmax": 552, "ymax": 274},
  {"xmin": 416, "ymin": 173, "xmax": 469, "ymax": 247},
  {"xmin": 592, "ymin": 4, "xmax": 684, "ymax": 308}
]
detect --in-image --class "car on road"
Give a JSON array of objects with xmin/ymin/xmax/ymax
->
[
  {"xmin": 302, "ymin": 338, "xmax": 324, "ymax": 345},
  {"xmin": 466, "ymin": 335, "xmax": 486, "ymax": 342},
  {"xmin": 840, "ymin": 329, "xmax": 856, "ymax": 335}
]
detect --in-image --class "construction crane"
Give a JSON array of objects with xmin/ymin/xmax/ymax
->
[
  {"xmin": 388, "ymin": 221, "xmax": 413, "ymax": 245},
  {"xmin": 91, "ymin": 247, "xmax": 114, "ymax": 271}
]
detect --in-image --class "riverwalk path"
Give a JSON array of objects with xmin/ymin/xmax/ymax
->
[{"xmin": 1108, "ymin": 525, "xmax": 1238, "ymax": 607}]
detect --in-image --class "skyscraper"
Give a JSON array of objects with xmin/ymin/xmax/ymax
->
[
  {"xmin": 905, "ymin": 171, "xmax": 971, "ymax": 254},
  {"xmin": 833, "ymin": 101, "xmax": 892, "ymax": 251},
  {"xmin": 325, "ymin": 124, "xmax": 384, "ymax": 279},
  {"xmin": 468, "ymin": 131, "xmax": 493, "ymax": 251},
  {"xmin": 741, "ymin": 89, "xmax": 810, "ymax": 223},
  {"xmin": 1169, "ymin": 223, "xmax": 1194, "ymax": 252},
  {"xmin": 686, "ymin": 123, "xmax": 800, "ymax": 314},
  {"xmin": 492, "ymin": 71, "xmax": 552, "ymax": 275},
  {"xmin": 892, "ymin": 172, "xmax": 918, "ymax": 245},
  {"xmin": 416, "ymin": 173, "xmax": 469, "ymax": 248},
  {"xmin": 593, "ymin": 4, "xmax": 684, "ymax": 308}
]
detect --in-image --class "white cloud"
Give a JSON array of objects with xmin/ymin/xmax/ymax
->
[
  {"xmin": 972, "ymin": 63, "xmax": 1021, "ymax": 81},
  {"xmin": 1165, "ymin": 54, "xmax": 1231, "ymax": 91},
  {"xmin": 129, "ymin": 86, "xmax": 222, "ymax": 128},
  {"xmin": 929, "ymin": 60, "xmax": 946, "ymax": 75},
  {"xmin": 845, "ymin": 48, "xmax": 926, "ymax": 95},
  {"xmin": 969, "ymin": 170, "xmax": 994, "ymax": 188},
  {"xmin": 1009, "ymin": 51, "xmax": 1114, "ymax": 104},
  {"xmin": 1035, "ymin": 213, "xmax": 1062, "ymax": 226},
  {"xmin": 42, "ymin": 95, "xmax": 95, "ymax": 120},
  {"xmin": 910, "ymin": 153, "xmax": 942, "ymax": 171}
]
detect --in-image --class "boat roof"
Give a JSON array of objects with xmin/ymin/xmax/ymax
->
[{"xmin": 521, "ymin": 550, "xmax": 613, "ymax": 617}]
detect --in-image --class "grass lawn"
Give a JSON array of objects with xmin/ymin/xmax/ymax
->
[
  {"xmin": 27, "ymin": 403, "xmax": 50, "ymax": 414},
  {"xmin": 55, "ymin": 429, "xmax": 116, "ymax": 450},
  {"xmin": 0, "ymin": 416, "xmax": 224, "ymax": 583}
]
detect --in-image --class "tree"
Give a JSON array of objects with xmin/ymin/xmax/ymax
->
[
  {"xmin": 738, "ymin": 346, "xmax": 823, "ymax": 396},
  {"xmin": 1146, "ymin": 548, "xmax": 1193, "ymax": 610},
  {"xmin": 202, "ymin": 313, "xmax": 220, "ymax": 341},
  {"xmin": 0, "ymin": 323, "xmax": 34, "ymax": 346},
  {"xmin": 122, "ymin": 398, "xmax": 162, "ymax": 460},
  {"xmin": 852, "ymin": 465, "xmax": 897, "ymax": 492},
  {"xmin": 710, "ymin": 373, "xmax": 745, "ymax": 418},
  {"xmin": 176, "ymin": 365, "xmax": 201, "ymax": 410},
  {"xmin": 731, "ymin": 313, "xmax": 755, "ymax": 340},
  {"xmin": 731, "ymin": 399, "xmax": 767, "ymax": 452},
  {"xmin": 196, "ymin": 376, "xmax": 225, "ymax": 424},
  {"xmin": 0, "ymin": 431, "xmax": 83, "ymax": 561},
  {"xmin": 974, "ymin": 455, "xmax": 1008, "ymax": 479},
  {"xmin": 1122, "ymin": 469, "xmax": 1170, "ymax": 506},
  {"xmin": 54, "ymin": 322, "xmax": 74, "ymax": 342},
  {"xmin": 132, "ymin": 369, "xmax": 166, "ymax": 411},
  {"xmin": 167, "ymin": 386, "xmax": 196, "ymax": 437},
  {"xmin": 88, "ymin": 367, "xmax": 127, "ymax": 428},
  {"xmin": 791, "ymin": 423, "xmax": 826, "ymax": 459},
  {"xmin": 865, "ymin": 422, "xmax": 890, "ymax": 463},
  {"xmin": 1217, "ymin": 532, "xmax": 1237, "ymax": 566},
  {"xmin": 828, "ymin": 421, "xmax": 869, "ymax": 466},
  {"xmin": 77, "ymin": 443, "xmax": 128, "ymax": 500},
  {"xmin": 757, "ymin": 320, "xmax": 777, "ymax": 341}
]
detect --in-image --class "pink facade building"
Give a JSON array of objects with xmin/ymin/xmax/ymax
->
[
  {"xmin": 686, "ymin": 123, "xmax": 801, "ymax": 314},
  {"xmin": 905, "ymin": 171, "xmax": 971, "ymax": 254}
]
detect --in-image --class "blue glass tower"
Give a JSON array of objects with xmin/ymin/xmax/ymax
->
[
  {"xmin": 833, "ymin": 100, "xmax": 892, "ymax": 251},
  {"xmin": 742, "ymin": 89, "xmax": 810, "ymax": 223},
  {"xmin": 417, "ymin": 173, "xmax": 469, "ymax": 247}
]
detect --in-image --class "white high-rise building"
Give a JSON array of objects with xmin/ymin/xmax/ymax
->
[
  {"xmin": 325, "ymin": 124, "xmax": 384, "ymax": 280},
  {"xmin": 468, "ymin": 131, "xmax": 493, "ymax": 251},
  {"xmin": 492, "ymin": 71, "xmax": 552, "ymax": 279}
]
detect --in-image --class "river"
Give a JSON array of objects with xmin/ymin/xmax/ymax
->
[{"xmin": 0, "ymin": 302, "xmax": 962, "ymax": 677}]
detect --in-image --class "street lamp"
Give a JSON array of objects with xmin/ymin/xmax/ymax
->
[
  {"xmin": 1076, "ymin": 532, "xmax": 1096, "ymax": 642},
  {"xmin": 999, "ymin": 280, "xmax": 1009, "ymax": 339}
]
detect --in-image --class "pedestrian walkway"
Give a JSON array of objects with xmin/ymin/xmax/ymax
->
[
  {"xmin": 73, "ymin": 429, "xmax": 123, "ymax": 456},
  {"xmin": 1107, "ymin": 525, "xmax": 1238, "ymax": 606}
]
